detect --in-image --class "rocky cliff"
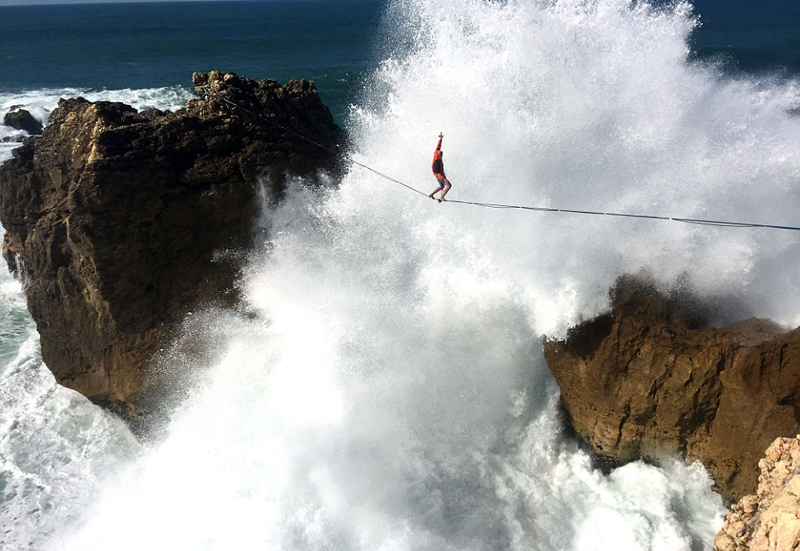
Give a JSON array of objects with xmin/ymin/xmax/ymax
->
[
  {"xmin": 0, "ymin": 71, "xmax": 343, "ymax": 428},
  {"xmin": 544, "ymin": 275, "xmax": 800, "ymax": 501},
  {"xmin": 715, "ymin": 435, "xmax": 800, "ymax": 551}
]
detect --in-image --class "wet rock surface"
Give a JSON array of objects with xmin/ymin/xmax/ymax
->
[
  {"xmin": 544, "ymin": 275, "xmax": 800, "ymax": 501},
  {"xmin": 0, "ymin": 71, "xmax": 343, "ymax": 429},
  {"xmin": 3, "ymin": 108, "xmax": 43, "ymax": 135}
]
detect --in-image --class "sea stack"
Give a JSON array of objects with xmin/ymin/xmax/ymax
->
[
  {"xmin": 543, "ymin": 275, "xmax": 800, "ymax": 501},
  {"xmin": 0, "ymin": 71, "xmax": 343, "ymax": 430}
]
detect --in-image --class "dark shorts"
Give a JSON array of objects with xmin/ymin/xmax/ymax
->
[{"xmin": 434, "ymin": 173, "xmax": 448, "ymax": 186}]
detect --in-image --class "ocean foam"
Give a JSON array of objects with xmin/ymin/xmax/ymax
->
[
  {"xmin": 0, "ymin": 86, "xmax": 193, "ymax": 163},
  {"xmin": 0, "ymin": 85, "xmax": 189, "ymax": 549},
  {"xmin": 5, "ymin": 0, "xmax": 800, "ymax": 548}
]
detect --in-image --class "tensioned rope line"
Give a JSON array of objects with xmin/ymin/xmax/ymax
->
[
  {"xmin": 200, "ymin": 88, "xmax": 800, "ymax": 232},
  {"xmin": 200, "ymin": 87, "xmax": 429, "ymax": 199},
  {"xmin": 445, "ymin": 199, "xmax": 800, "ymax": 230}
]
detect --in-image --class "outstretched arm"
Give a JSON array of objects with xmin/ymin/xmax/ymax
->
[{"xmin": 436, "ymin": 132, "xmax": 443, "ymax": 151}]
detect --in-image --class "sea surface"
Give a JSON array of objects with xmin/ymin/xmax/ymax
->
[
  {"xmin": 0, "ymin": 0, "xmax": 383, "ymax": 119},
  {"xmin": 1, "ymin": 1, "xmax": 799, "ymax": 550}
]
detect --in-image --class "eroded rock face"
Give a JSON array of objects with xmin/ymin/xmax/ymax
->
[
  {"xmin": 715, "ymin": 436, "xmax": 800, "ymax": 551},
  {"xmin": 543, "ymin": 275, "xmax": 800, "ymax": 501},
  {"xmin": 0, "ymin": 71, "xmax": 342, "ymax": 427}
]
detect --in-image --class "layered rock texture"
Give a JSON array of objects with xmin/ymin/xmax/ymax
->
[
  {"xmin": 715, "ymin": 436, "xmax": 800, "ymax": 551},
  {"xmin": 544, "ymin": 275, "xmax": 800, "ymax": 501},
  {"xmin": 0, "ymin": 71, "xmax": 342, "ymax": 426}
]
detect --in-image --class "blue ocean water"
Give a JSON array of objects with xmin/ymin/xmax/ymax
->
[
  {"xmin": 0, "ymin": 0, "xmax": 798, "ymax": 126},
  {"xmin": 689, "ymin": 0, "xmax": 800, "ymax": 76},
  {"xmin": 0, "ymin": 1, "xmax": 799, "ymax": 550},
  {"xmin": 0, "ymin": 0, "xmax": 385, "ymax": 122}
]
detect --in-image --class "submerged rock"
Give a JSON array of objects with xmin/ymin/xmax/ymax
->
[
  {"xmin": 3, "ymin": 108, "xmax": 43, "ymax": 134},
  {"xmin": 543, "ymin": 275, "xmax": 800, "ymax": 501},
  {"xmin": 715, "ymin": 435, "xmax": 800, "ymax": 551},
  {"xmin": 0, "ymin": 71, "xmax": 343, "ymax": 430}
]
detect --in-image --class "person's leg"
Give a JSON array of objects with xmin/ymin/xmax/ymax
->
[
  {"xmin": 429, "ymin": 177, "xmax": 445, "ymax": 198},
  {"xmin": 440, "ymin": 179, "xmax": 452, "ymax": 200}
]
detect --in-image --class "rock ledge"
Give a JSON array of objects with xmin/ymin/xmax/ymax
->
[
  {"xmin": 0, "ymin": 71, "xmax": 342, "ymax": 428},
  {"xmin": 544, "ymin": 275, "xmax": 800, "ymax": 501},
  {"xmin": 715, "ymin": 435, "xmax": 800, "ymax": 551}
]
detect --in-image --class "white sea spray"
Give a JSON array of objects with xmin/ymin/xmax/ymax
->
[
  {"xmin": 4, "ymin": 0, "xmax": 800, "ymax": 548},
  {"xmin": 0, "ymin": 86, "xmax": 186, "ymax": 549},
  {"xmin": 0, "ymin": 86, "xmax": 193, "ymax": 160}
]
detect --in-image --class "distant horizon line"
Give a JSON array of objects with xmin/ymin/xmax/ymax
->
[{"xmin": 0, "ymin": 0, "xmax": 379, "ymax": 7}]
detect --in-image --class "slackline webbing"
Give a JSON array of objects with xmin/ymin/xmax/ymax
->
[{"xmin": 199, "ymin": 88, "xmax": 800, "ymax": 233}]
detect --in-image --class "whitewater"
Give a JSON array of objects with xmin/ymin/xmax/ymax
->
[{"xmin": 2, "ymin": 0, "xmax": 800, "ymax": 548}]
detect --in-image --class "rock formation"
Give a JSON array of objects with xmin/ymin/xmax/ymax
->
[
  {"xmin": 0, "ymin": 71, "xmax": 343, "ymax": 429},
  {"xmin": 3, "ymin": 108, "xmax": 43, "ymax": 135},
  {"xmin": 544, "ymin": 275, "xmax": 800, "ymax": 501},
  {"xmin": 715, "ymin": 435, "xmax": 800, "ymax": 551}
]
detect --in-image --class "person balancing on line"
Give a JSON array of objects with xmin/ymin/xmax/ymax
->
[{"xmin": 429, "ymin": 132, "xmax": 452, "ymax": 202}]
